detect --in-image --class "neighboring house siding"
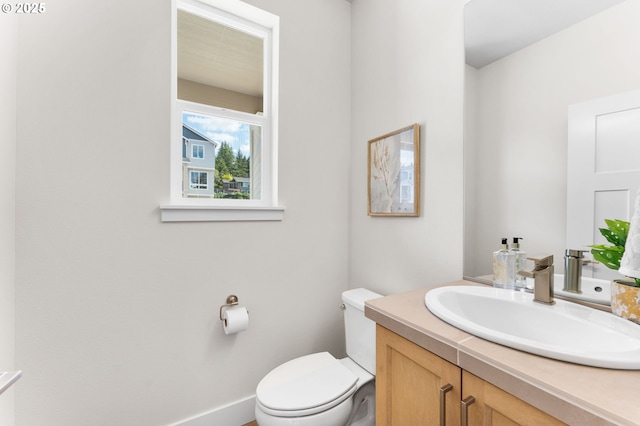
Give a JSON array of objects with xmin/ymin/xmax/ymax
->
[
  {"xmin": 184, "ymin": 140, "xmax": 215, "ymax": 169},
  {"xmin": 223, "ymin": 177, "xmax": 250, "ymax": 193},
  {"xmin": 182, "ymin": 125, "xmax": 218, "ymax": 197}
]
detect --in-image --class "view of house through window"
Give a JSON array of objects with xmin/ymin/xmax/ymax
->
[
  {"xmin": 174, "ymin": 1, "xmax": 272, "ymax": 205},
  {"xmin": 182, "ymin": 112, "xmax": 261, "ymax": 199}
]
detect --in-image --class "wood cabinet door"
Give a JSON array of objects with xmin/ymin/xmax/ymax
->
[
  {"xmin": 462, "ymin": 371, "xmax": 566, "ymax": 426},
  {"xmin": 376, "ymin": 325, "xmax": 461, "ymax": 426}
]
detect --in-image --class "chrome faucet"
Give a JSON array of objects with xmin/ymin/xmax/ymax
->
[
  {"xmin": 563, "ymin": 249, "xmax": 586, "ymax": 294},
  {"xmin": 519, "ymin": 255, "xmax": 555, "ymax": 305}
]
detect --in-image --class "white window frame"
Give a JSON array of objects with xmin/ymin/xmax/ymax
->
[
  {"xmin": 161, "ymin": 0, "xmax": 283, "ymax": 222},
  {"xmin": 189, "ymin": 170, "xmax": 208, "ymax": 189},
  {"xmin": 191, "ymin": 144, "xmax": 205, "ymax": 160}
]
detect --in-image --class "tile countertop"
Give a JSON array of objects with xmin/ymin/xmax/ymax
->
[{"xmin": 365, "ymin": 280, "xmax": 640, "ymax": 426}]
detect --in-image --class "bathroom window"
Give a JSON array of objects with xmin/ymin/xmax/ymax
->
[{"xmin": 162, "ymin": 0, "xmax": 282, "ymax": 222}]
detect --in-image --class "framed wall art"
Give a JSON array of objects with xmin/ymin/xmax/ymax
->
[{"xmin": 368, "ymin": 124, "xmax": 420, "ymax": 217}]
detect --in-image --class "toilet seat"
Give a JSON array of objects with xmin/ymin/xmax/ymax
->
[{"xmin": 256, "ymin": 352, "xmax": 358, "ymax": 417}]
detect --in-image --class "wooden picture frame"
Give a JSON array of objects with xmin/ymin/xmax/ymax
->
[{"xmin": 368, "ymin": 124, "xmax": 420, "ymax": 217}]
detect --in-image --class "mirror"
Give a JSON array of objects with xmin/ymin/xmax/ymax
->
[{"xmin": 463, "ymin": 0, "xmax": 640, "ymax": 283}]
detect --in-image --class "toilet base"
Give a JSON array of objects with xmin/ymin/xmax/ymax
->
[
  {"xmin": 255, "ymin": 395, "xmax": 353, "ymax": 426},
  {"xmin": 346, "ymin": 381, "xmax": 375, "ymax": 426}
]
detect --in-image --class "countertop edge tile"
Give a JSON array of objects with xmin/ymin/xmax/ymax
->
[
  {"xmin": 365, "ymin": 283, "xmax": 475, "ymax": 365},
  {"xmin": 459, "ymin": 351, "xmax": 615, "ymax": 426},
  {"xmin": 365, "ymin": 304, "xmax": 459, "ymax": 365}
]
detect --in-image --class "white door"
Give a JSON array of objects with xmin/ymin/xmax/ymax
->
[{"xmin": 567, "ymin": 89, "xmax": 640, "ymax": 279}]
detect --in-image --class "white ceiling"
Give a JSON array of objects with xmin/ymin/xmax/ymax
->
[
  {"xmin": 179, "ymin": 1, "xmax": 628, "ymax": 91},
  {"xmin": 465, "ymin": 0, "xmax": 627, "ymax": 68}
]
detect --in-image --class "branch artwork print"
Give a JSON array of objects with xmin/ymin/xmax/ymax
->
[
  {"xmin": 370, "ymin": 136, "xmax": 400, "ymax": 212},
  {"xmin": 367, "ymin": 124, "xmax": 419, "ymax": 217}
]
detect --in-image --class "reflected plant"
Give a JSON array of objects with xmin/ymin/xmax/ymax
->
[{"xmin": 590, "ymin": 219, "xmax": 640, "ymax": 287}]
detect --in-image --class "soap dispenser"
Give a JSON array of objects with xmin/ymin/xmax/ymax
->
[
  {"xmin": 493, "ymin": 238, "xmax": 515, "ymax": 289},
  {"xmin": 510, "ymin": 237, "xmax": 527, "ymax": 291}
]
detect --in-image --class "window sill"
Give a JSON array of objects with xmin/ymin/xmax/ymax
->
[{"xmin": 160, "ymin": 205, "xmax": 285, "ymax": 222}]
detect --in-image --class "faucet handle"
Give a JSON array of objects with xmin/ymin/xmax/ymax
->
[
  {"xmin": 527, "ymin": 254, "xmax": 553, "ymax": 267},
  {"xmin": 565, "ymin": 249, "xmax": 587, "ymax": 258}
]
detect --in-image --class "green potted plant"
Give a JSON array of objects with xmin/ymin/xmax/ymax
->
[{"xmin": 590, "ymin": 219, "xmax": 640, "ymax": 323}]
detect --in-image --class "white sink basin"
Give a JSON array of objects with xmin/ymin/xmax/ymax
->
[
  {"xmin": 525, "ymin": 274, "xmax": 610, "ymax": 306},
  {"xmin": 425, "ymin": 286, "xmax": 640, "ymax": 369}
]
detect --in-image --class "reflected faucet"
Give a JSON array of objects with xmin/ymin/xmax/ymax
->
[
  {"xmin": 519, "ymin": 255, "xmax": 555, "ymax": 305},
  {"xmin": 564, "ymin": 249, "xmax": 586, "ymax": 294}
]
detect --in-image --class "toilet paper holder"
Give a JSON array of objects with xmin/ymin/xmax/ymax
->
[{"xmin": 219, "ymin": 295, "xmax": 239, "ymax": 321}]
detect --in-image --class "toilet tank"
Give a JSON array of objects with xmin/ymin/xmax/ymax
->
[{"xmin": 342, "ymin": 288, "xmax": 382, "ymax": 375}]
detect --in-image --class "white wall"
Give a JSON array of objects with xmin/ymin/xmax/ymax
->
[
  {"xmin": 465, "ymin": 0, "xmax": 640, "ymax": 277},
  {"xmin": 0, "ymin": 11, "xmax": 17, "ymax": 426},
  {"xmin": 15, "ymin": 0, "xmax": 352, "ymax": 424},
  {"xmin": 349, "ymin": 0, "xmax": 466, "ymax": 294},
  {"xmin": 463, "ymin": 65, "xmax": 479, "ymax": 277}
]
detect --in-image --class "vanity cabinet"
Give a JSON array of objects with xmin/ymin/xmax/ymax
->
[
  {"xmin": 376, "ymin": 325, "xmax": 565, "ymax": 426},
  {"xmin": 462, "ymin": 371, "xmax": 565, "ymax": 425},
  {"xmin": 376, "ymin": 324, "xmax": 461, "ymax": 425}
]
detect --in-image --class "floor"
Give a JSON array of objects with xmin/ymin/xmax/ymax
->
[{"xmin": 242, "ymin": 421, "xmax": 258, "ymax": 426}]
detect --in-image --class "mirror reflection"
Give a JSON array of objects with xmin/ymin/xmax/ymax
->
[{"xmin": 463, "ymin": 0, "xmax": 640, "ymax": 289}]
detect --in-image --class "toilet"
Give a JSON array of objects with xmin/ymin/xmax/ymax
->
[{"xmin": 254, "ymin": 288, "xmax": 382, "ymax": 426}]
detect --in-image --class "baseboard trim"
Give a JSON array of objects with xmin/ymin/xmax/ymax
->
[{"xmin": 170, "ymin": 395, "xmax": 256, "ymax": 426}]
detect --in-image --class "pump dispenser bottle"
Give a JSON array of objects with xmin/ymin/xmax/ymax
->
[
  {"xmin": 493, "ymin": 238, "xmax": 515, "ymax": 289},
  {"xmin": 510, "ymin": 237, "xmax": 527, "ymax": 291}
]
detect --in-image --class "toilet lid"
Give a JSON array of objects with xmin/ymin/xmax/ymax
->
[{"xmin": 256, "ymin": 352, "xmax": 358, "ymax": 416}]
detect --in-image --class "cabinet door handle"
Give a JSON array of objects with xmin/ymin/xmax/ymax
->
[
  {"xmin": 461, "ymin": 396, "xmax": 476, "ymax": 426},
  {"xmin": 439, "ymin": 383, "xmax": 454, "ymax": 426}
]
